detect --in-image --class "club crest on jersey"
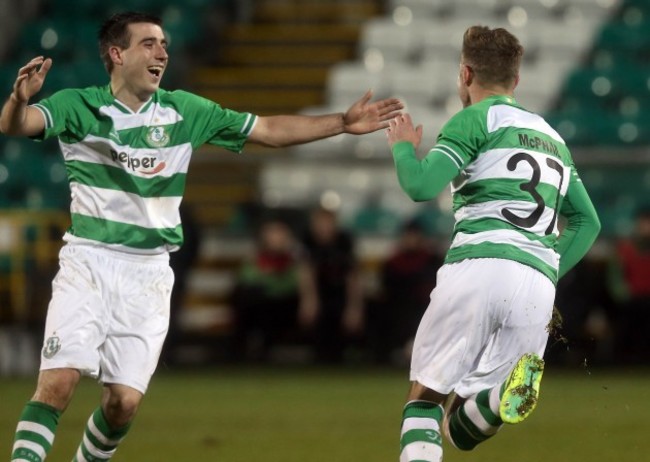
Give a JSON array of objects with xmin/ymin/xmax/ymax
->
[
  {"xmin": 146, "ymin": 126, "xmax": 170, "ymax": 148},
  {"xmin": 42, "ymin": 336, "xmax": 61, "ymax": 359}
]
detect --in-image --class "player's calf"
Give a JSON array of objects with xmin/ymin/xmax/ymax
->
[
  {"xmin": 72, "ymin": 407, "xmax": 131, "ymax": 462},
  {"xmin": 444, "ymin": 387, "xmax": 502, "ymax": 451},
  {"xmin": 400, "ymin": 401, "xmax": 444, "ymax": 462},
  {"xmin": 11, "ymin": 401, "xmax": 61, "ymax": 461}
]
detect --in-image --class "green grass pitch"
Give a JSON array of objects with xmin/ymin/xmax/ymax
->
[{"xmin": 1, "ymin": 366, "xmax": 648, "ymax": 461}]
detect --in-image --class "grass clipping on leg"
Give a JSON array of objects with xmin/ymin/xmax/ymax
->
[{"xmin": 546, "ymin": 305, "xmax": 568, "ymax": 345}]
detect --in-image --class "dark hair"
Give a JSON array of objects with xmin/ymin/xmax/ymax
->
[
  {"xmin": 461, "ymin": 25, "xmax": 523, "ymax": 87},
  {"xmin": 99, "ymin": 11, "xmax": 163, "ymax": 73}
]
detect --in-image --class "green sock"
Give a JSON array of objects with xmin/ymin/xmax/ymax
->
[
  {"xmin": 447, "ymin": 386, "xmax": 503, "ymax": 450},
  {"xmin": 12, "ymin": 401, "xmax": 61, "ymax": 462},
  {"xmin": 72, "ymin": 407, "xmax": 131, "ymax": 462},
  {"xmin": 400, "ymin": 400, "xmax": 444, "ymax": 462}
]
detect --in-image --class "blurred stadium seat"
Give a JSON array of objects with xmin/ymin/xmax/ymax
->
[
  {"xmin": 0, "ymin": 67, "xmax": 15, "ymax": 96},
  {"xmin": 549, "ymin": 0, "xmax": 650, "ymax": 152},
  {"xmin": 327, "ymin": 62, "xmax": 392, "ymax": 106},
  {"xmin": 358, "ymin": 17, "xmax": 424, "ymax": 63},
  {"xmin": 15, "ymin": 18, "xmax": 77, "ymax": 62},
  {"xmin": 390, "ymin": 63, "xmax": 444, "ymax": 107}
]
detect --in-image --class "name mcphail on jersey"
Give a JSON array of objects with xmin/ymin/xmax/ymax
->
[
  {"xmin": 110, "ymin": 149, "xmax": 166, "ymax": 175},
  {"xmin": 518, "ymin": 133, "xmax": 559, "ymax": 156}
]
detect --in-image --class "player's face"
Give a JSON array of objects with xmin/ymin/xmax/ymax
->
[{"xmin": 119, "ymin": 22, "xmax": 168, "ymax": 97}]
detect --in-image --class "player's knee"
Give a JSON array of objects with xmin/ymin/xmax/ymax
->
[
  {"xmin": 103, "ymin": 387, "xmax": 142, "ymax": 428},
  {"xmin": 407, "ymin": 381, "xmax": 447, "ymax": 404}
]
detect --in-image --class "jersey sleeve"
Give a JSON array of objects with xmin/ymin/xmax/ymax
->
[
  {"xmin": 431, "ymin": 107, "xmax": 489, "ymax": 170},
  {"xmin": 175, "ymin": 91, "xmax": 257, "ymax": 153},
  {"xmin": 390, "ymin": 108, "xmax": 487, "ymax": 202},
  {"xmin": 556, "ymin": 165, "xmax": 601, "ymax": 278},
  {"xmin": 30, "ymin": 89, "xmax": 86, "ymax": 141},
  {"xmin": 391, "ymin": 141, "xmax": 460, "ymax": 201}
]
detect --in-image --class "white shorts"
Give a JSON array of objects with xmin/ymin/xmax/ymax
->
[
  {"xmin": 40, "ymin": 243, "xmax": 174, "ymax": 394},
  {"xmin": 410, "ymin": 258, "xmax": 555, "ymax": 398}
]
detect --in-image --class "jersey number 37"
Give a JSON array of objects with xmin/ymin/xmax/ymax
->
[{"xmin": 501, "ymin": 152, "xmax": 565, "ymax": 236}]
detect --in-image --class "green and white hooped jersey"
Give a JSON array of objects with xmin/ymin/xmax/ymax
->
[
  {"xmin": 32, "ymin": 85, "xmax": 257, "ymax": 254},
  {"xmin": 433, "ymin": 95, "xmax": 576, "ymax": 284}
]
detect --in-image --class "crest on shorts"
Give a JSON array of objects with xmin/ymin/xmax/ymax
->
[
  {"xmin": 146, "ymin": 126, "xmax": 170, "ymax": 148},
  {"xmin": 42, "ymin": 336, "xmax": 61, "ymax": 359}
]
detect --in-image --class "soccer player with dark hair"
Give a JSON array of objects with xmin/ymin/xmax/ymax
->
[
  {"xmin": 386, "ymin": 25, "xmax": 600, "ymax": 462},
  {"xmin": 0, "ymin": 11, "xmax": 403, "ymax": 461}
]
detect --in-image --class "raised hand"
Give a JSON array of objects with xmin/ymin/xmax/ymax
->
[
  {"xmin": 386, "ymin": 113, "xmax": 423, "ymax": 150},
  {"xmin": 13, "ymin": 56, "xmax": 52, "ymax": 103},
  {"xmin": 343, "ymin": 89, "xmax": 403, "ymax": 135}
]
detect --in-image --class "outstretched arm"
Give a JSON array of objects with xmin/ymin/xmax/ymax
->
[
  {"xmin": 248, "ymin": 90, "xmax": 403, "ymax": 148},
  {"xmin": 0, "ymin": 56, "xmax": 51, "ymax": 136}
]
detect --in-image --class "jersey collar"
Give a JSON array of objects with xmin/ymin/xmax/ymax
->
[
  {"xmin": 104, "ymin": 84, "xmax": 157, "ymax": 114},
  {"xmin": 486, "ymin": 94, "xmax": 518, "ymax": 106}
]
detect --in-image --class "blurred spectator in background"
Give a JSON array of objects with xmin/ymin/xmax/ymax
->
[
  {"xmin": 551, "ymin": 255, "xmax": 615, "ymax": 366},
  {"xmin": 300, "ymin": 206, "xmax": 364, "ymax": 363},
  {"xmin": 352, "ymin": 192, "xmax": 401, "ymax": 236},
  {"xmin": 229, "ymin": 218, "xmax": 302, "ymax": 362},
  {"xmin": 162, "ymin": 202, "xmax": 202, "ymax": 365},
  {"xmin": 608, "ymin": 208, "xmax": 650, "ymax": 363},
  {"xmin": 367, "ymin": 219, "xmax": 444, "ymax": 364}
]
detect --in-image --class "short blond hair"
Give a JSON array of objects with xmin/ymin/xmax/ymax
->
[{"xmin": 461, "ymin": 26, "xmax": 523, "ymax": 87}]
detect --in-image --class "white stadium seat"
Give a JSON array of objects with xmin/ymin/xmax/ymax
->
[
  {"xmin": 389, "ymin": 62, "xmax": 445, "ymax": 106},
  {"xmin": 359, "ymin": 17, "xmax": 429, "ymax": 62},
  {"xmin": 326, "ymin": 62, "xmax": 392, "ymax": 107}
]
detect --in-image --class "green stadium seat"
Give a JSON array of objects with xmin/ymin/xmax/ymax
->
[
  {"xmin": 40, "ymin": 67, "xmax": 83, "ymax": 94},
  {"xmin": 545, "ymin": 109, "xmax": 619, "ymax": 147},
  {"xmin": 69, "ymin": 61, "xmax": 109, "ymax": 88},
  {"xmin": 579, "ymin": 166, "xmax": 650, "ymax": 236},
  {"xmin": 69, "ymin": 21, "xmax": 104, "ymax": 61},
  {"xmin": 1, "ymin": 142, "xmax": 47, "ymax": 186},
  {"xmin": 596, "ymin": 20, "xmax": 650, "ymax": 61},
  {"xmin": 0, "ymin": 67, "xmax": 16, "ymax": 96},
  {"xmin": 16, "ymin": 19, "xmax": 77, "ymax": 62},
  {"xmin": 0, "ymin": 143, "xmax": 69, "ymax": 210},
  {"xmin": 352, "ymin": 204, "xmax": 401, "ymax": 236},
  {"xmin": 552, "ymin": 2, "xmax": 650, "ymax": 150},
  {"xmin": 560, "ymin": 69, "xmax": 617, "ymax": 113},
  {"xmin": 410, "ymin": 205, "xmax": 455, "ymax": 238},
  {"xmin": 161, "ymin": 6, "xmax": 202, "ymax": 50},
  {"xmin": 48, "ymin": 0, "xmax": 104, "ymax": 17},
  {"xmin": 102, "ymin": 1, "xmax": 160, "ymax": 15}
]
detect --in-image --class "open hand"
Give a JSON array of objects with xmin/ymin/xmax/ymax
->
[
  {"xmin": 343, "ymin": 90, "xmax": 403, "ymax": 135},
  {"xmin": 386, "ymin": 113, "xmax": 423, "ymax": 150},
  {"xmin": 13, "ymin": 56, "xmax": 52, "ymax": 103}
]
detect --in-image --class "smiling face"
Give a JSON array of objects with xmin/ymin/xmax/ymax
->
[{"xmin": 110, "ymin": 22, "xmax": 168, "ymax": 101}]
